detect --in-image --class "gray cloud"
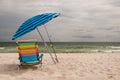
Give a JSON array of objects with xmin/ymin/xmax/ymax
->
[
  {"xmin": 0, "ymin": 0, "xmax": 120, "ymax": 42},
  {"xmin": 74, "ymin": 35, "xmax": 95, "ymax": 39},
  {"xmin": 108, "ymin": 0, "xmax": 120, "ymax": 7}
]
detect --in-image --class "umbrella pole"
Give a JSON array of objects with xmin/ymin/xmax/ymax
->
[
  {"xmin": 44, "ymin": 25, "xmax": 59, "ymax": 63},
  {"xmin": 36, "ymin": 28, "xmax": 56, "ymax": 64}
]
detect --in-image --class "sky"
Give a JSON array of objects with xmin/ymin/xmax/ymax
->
[{"xmin": 0, "ymin": 0, "xmax": 120, "ymax": 42}]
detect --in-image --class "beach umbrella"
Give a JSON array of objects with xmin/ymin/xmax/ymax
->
[
  {"xmin": 12, "ymin": 13, "xmax": 60, "ymax": 40},
  {"xmin": 12, "ymin": 12, "xmax": 60, "ymax": 64}
]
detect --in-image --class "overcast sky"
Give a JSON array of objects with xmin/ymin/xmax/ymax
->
[{"xmin": 0, "ymin": 0, "xmax": 120, "ymax": 42}]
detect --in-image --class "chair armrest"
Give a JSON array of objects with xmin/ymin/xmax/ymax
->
[
  {"xmin": 39, "ymin": 53, "xmax": 44, "ymax": 59},
  {"xmin": 18, "ymin": 57, "xmax": 22, "ymax": 62}
]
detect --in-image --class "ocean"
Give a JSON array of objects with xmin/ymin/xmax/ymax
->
[{"xmin": 0, "ymin": 42, "xmax": 120, "ymax": 53}]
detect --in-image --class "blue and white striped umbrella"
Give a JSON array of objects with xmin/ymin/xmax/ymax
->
[{"xmin": 12, "ymin": 13, "xmax": 60, "ymax": 40}]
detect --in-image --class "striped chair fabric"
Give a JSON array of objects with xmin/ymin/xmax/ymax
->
[{"xmin": 17, "ymin": 41, "xmax": 42, "ymax": 65}]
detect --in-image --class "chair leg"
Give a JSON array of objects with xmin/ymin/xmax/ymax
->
[
  {"xmin": 38, "ymin": 59, "xmax": 42, "ymax": 68},
  {"xmin": 18, "ymin": 65, "xmax": 20, "ymax": 71},
  {"xmin": 17, "ymin": 64, "xmax": 23, "ymax": 71}
]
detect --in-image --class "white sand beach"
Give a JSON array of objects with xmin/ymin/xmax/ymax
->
[{"xmin": 0, "ymin": 53, "xmax": 120, "ymax": 80}]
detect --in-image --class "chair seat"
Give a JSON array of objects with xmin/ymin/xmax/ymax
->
[{"xmin": 21, "ymin": 60, "xmax": 41, "ymax": 65}]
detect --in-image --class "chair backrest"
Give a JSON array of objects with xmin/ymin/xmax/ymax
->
[{"xmin": 17, "ymin": 41, "xmax": 39, "ymax": 63}]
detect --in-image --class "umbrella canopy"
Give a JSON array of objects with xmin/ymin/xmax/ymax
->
[{"xmin": 12, "ymin": 13, "xmax": 60, "ymax": 40}]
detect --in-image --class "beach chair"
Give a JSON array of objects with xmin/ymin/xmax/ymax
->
[{"xmin": 16, "ymin": 40, "xmax": 43, "ymax": 69}]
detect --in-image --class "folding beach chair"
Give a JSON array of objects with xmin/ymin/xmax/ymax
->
[{"xmin": 16, "ymin": 40, "xmax": 43, "ymax": 69}]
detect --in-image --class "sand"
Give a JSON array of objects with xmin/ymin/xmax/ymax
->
[{"xmin": 0, "ymin": 53, "xmax": 120, "ymax": 80}]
